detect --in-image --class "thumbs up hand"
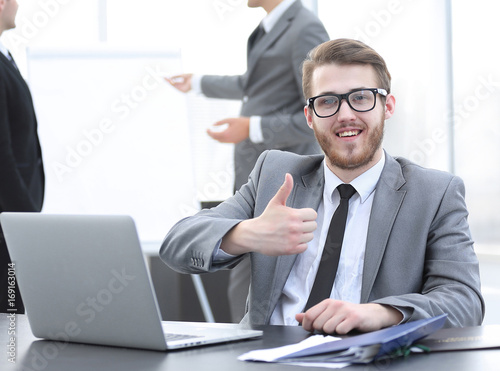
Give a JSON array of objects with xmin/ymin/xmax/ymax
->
[
  {"xmin": 269, "ymin": 172, "xmax": 295, "ymax": 207},
  {"xmin": 221, "ymin": 174, "xmax": 317, "ymax": 256}
]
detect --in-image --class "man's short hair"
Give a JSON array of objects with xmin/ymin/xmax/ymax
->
[{"xmin": 302, "ymin": 38, "xmax": 392, "ymax": 101}]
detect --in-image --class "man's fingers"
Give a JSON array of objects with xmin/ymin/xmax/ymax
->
[
  {"xmin": 214, "ymin": 118, "xmax": 232, "ymax": 126},
  {"xmin": 298, "ymin": 208, "xmax": 318, "ymax": 222},
  {"xmin": 295, "ymin": 313, "xmax": 305, "ymax": 324}
]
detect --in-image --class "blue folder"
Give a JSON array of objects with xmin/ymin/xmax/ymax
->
[{"xmin": 279, "ymin": 314, "xmax": 447, "ymax": 362}]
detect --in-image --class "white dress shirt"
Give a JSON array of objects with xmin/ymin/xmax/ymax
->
[
  {"xmin": 270, "ymin": 155, "xmax": 385, "ymax": 325},
  {"xmin": 0, "ymin": 40, "xmax": 10, "ymax": 59},
  {"xmin": 191, "ymin": 0, "xmax": 296, "ymax": 144}
]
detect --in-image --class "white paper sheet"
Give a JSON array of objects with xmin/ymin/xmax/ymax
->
[{"xmin": 238, "ymin": 335, "xmax": 341, "ymax": 362}]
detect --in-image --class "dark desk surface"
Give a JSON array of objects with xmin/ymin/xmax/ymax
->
[{"xmin": 1, "ymin": 314, "xmax": 499, "ymax": 371}]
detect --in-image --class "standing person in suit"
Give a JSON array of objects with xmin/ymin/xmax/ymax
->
[
  {"xmin": 0, "ymin": 0, "xmax": 45, "ymax": 314},
  {"xmin": 167, "ymin": 0, "xmax": 329, "ymax": 322},
  {"xmin": 160, "ymin": 38, "xmax": 484, "ymax": 332}
]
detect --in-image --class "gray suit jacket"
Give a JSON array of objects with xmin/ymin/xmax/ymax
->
[
  {"xmin": 201, "ymin": 0, "xmax": 329, "ymax": 190},
  {"xmin": 160, "ymin": 150, "xmax": 484, "ymax": 328}
]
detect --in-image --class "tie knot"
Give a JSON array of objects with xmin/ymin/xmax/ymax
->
[
  {"xmin": 249, "ymin": 24, "xmax": 265, "ymax": 49},
  {"xmin": 337, "ymin": 184, "xmax": 356, "ymax": 200}
]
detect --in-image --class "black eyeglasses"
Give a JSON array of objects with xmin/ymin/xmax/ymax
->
[{"xmin": 307, "ymin": 88, "xmax": 388, "ymax": 118}]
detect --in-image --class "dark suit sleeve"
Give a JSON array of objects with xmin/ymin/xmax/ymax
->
[{"xmin": 0, "ymin": 72, "xmax": 40, "ymax": 211}]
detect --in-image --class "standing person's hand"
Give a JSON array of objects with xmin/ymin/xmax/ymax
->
[
  {"xmin": 165, "ymin": 74, "xmax": 193, "ymax": 93},
  {"xmin": 207, "ymin": 117, "xmax": 250, "ymax": 144}
]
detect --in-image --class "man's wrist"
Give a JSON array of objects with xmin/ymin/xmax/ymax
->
[
  {"xmin": 220, "ymin": 221, "xmax": 252, "ymax": 256},
  {"xmin": 380, "ymin": 304, "xmax": 404, "ymax": 326}
]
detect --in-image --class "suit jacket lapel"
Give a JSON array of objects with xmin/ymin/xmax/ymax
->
[
  {"xmin": 0, "ymin": 52, "xmax": 19, "ymax": 75},
  {"xmin": 360, "ymin": 153, "xmax": 407, "ymax": 302},
  {"xmin": 245, "ymin": 1, "xmax": 301, "ymax": 89},
  {"xmin": 265, "ymin": 161, "xmax": 324, "ymax": 322}
]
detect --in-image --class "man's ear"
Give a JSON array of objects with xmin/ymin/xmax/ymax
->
[
  {"xmin": 384, "ymin": 94, "xmax": 396, "ymax": 120},
  {"xmin": 304, "ymin": 105, "xmax": 314, "ymax": 129}
]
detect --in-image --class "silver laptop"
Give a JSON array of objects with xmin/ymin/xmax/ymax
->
[{"xmin": 0, "ymin": 213, "xmax": 262, "ymax": 351}]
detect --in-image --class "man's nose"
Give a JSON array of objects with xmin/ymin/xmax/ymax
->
[{"xmin": 336, "ymin": 99, "xmax": 356, "ymax": 121}]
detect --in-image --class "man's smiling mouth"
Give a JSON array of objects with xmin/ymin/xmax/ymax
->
[{"xmin": 337, "ymin": 130, "xmax": 361, "ymax": 138}]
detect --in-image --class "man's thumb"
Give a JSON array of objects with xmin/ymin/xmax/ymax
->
[{"xmin": 270, "ymin": 173, "xmax": 293, "ymax": 206}]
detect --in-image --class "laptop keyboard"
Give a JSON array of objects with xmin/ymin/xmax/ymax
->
[{"xmin": 164, "ymin": 332, "xmax": 203, "ymax": 342}]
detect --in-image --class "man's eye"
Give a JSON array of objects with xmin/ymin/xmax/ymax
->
[
  {"xmin": 320, "ymin": 97, "xmax": 337, "ymax": 106},
  {"xmin": 352, "ymin": 94, "xmax": 368, "ymax": 102}
]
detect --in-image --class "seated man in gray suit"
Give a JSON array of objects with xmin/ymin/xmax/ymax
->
[{"xmin": 160, "ymin": 38, "xmax": 484, "ymax": 333}]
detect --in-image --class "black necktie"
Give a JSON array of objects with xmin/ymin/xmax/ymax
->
[
  {"xmin": 248, "ymin": 24, "xmax": 265, "ymax": 50},
  {"xmin": 304, "ymin": 184, "xmax": 356, "ymax": 311}
]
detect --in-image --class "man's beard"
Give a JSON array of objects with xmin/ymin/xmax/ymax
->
[{"xmin": 313, "ymin": 120, "xmax": 385, "ymax": 171}]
